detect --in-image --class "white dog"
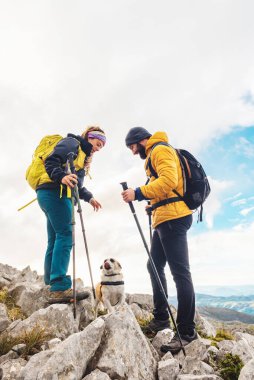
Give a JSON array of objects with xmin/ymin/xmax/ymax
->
[{"xmin": 94, "ymin": 258, "xmax": 125, "ymax": 317}]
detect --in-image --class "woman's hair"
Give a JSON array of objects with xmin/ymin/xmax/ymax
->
[{"xmin": 81, "ymin": 126, "xmax": 105, "ymax": 140}]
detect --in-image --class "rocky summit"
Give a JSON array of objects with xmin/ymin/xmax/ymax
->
[{"xmin": 0, "ymin": 263, "xmax": 254, "ymax": 379}]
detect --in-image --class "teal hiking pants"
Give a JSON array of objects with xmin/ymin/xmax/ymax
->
[{"xmin": 37, "ymin": 188, "xmax": 72, "ymax": 291}]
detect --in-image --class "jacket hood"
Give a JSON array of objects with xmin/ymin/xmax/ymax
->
[
  {"xmin": 145, "ymin": 131, "xmax": 169, "ymax": 153},
  {"xmin": 67, "ymin": 133, "xmax": 93, "ymax": 156}
]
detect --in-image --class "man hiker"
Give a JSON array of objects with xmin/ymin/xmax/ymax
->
[{"xmin": 121, "ymin": 126, "xmax": 197, "ymax": 354}]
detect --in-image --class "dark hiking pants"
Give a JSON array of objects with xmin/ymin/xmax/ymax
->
[{"xmin": 147, "ymin": 214, "xmax": 195, "ymax": 335}]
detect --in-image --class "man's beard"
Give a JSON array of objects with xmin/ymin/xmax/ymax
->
[{"xmin": 137, "ymin": 143, "xmax": 147, "ymax": 159}]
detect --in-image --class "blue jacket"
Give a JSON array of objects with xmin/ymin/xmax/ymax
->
[{"xmin": 37, "ymin": 133, "xmax": 93, "ymax": 202}]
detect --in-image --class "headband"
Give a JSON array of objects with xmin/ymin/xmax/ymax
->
[{"xmin": 88, "ymin": 131, "xmax": 106, "ymax": 145}]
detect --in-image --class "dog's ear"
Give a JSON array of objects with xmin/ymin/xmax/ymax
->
[
  {"xmin": 100, "ymin": 265, "xmax": 103, "ymax": 269},
  {"xmin": 117, "ymin": 261, "xmax": 122, "ymax": 269}
]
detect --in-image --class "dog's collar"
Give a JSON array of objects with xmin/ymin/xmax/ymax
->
[
  {"xmin": 101, "ymin": 281, "xmax": 124, "ymax": 286},
  {"xmin": 104, "ymin": 273, "xmax": 121, "ymax": 277}
]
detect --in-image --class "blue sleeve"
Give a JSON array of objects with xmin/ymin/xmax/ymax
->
[
  {"xmin": 135, "ymin": 187, "xmax": 149, "ymax": 201},
  {"xmin": 45, "ymin": 137, "xmax": 79, "ymax": 183}
]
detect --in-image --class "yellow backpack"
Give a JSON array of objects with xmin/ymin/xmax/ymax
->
[{"xmin": 26, "ymin": 135, "xmax": 63, "ymax": 190}]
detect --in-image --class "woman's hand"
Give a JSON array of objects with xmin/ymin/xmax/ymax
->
[
  {"xmin": 61, "ymin": 174, "xmax": 78, "ymax": 188},
  {"xmin": 89, "ymin": 198, "xmax": 102, "ymax": 211}
]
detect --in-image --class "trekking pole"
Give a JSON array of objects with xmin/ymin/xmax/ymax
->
[
  {"xmin": 120, "ymin": 181, "xmax": 186, "ymax": 356},
  {"xmin": 70, "ymin": 193, "xmax": 77, "ymax": 319},
  {"xmin": 66, "ymin": 157, "xmax": 77, "ymax": 319},
  {"xmin": 147, "ymin": 201, "xmax": 153, "ymax": 245},
  {"xmin": 67, "ymin": 153, "xmax": 96, "ymax": 300}
]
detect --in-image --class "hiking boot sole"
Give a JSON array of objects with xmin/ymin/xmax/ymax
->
[{"xmin": 47, "ymin": 292, "xmax": 90, "ymax": 304}]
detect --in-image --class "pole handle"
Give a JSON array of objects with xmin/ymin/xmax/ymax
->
[
  {"xmin": 120, "ymin": 182, "xmax": 135, "ymax": 213},
  {"xmin": 67, "ymin": 152, "xmax": 75, "ymax": 174},
  {"xmin": 120, "ymin": 181, "xmax": 128, "ymax": 191}
]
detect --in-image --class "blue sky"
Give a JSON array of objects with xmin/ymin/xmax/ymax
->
[{"xmin": 192, "ymin": 126, "xmax": 254, "ymax": 233}]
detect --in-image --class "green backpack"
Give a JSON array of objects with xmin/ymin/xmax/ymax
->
[{"xmin": 26, "ymin": 134, "xmax": 63, "ymax": 190}]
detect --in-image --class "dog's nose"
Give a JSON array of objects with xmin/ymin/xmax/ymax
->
[{"xmin": 104, "ymin": 262, "xmax": 111, "ymax": 270}]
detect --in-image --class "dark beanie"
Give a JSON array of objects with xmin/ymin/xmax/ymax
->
[{"xmin": 125, "ymin": 127, "xmax": 152, "ymax": 147}]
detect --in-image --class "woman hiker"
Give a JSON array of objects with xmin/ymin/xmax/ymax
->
[{"xmin": 36, "ymin": 126, "xmax": 106, "ymax": 304}]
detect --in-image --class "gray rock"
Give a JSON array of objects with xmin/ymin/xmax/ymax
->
[
  {"xmin": 0, "ymin": 276, "xmax": 12, "ymax": 287},
  {"xmin": 216, "ymin": 339, "xmax": 236, "ymax": 362},
  {"xmin": 231, "ymin": 337, "xmax": 254, "ymax": 364},
  {"xmin": 6, "ymin": 304, "xmax": 78, "ymax": 340},
  {"xmin": 158, "ymin": 358, "xmax": 179, "ymax": 380},
  {"xmin": 180, "ymin": 356, "xmax": 214, "ymax": 375},
  {"xmin": 177, "ymin": 376, "xmax": 223, "ymax": 380},
  {"xmin": 83, "ymin": 369, "xmax": 111, "ymax": 379},
  {"xmin": 0, "ymin": 303, "xmax": 10, "ymax": 332},
  {"xmin": 45, "ymin": 338, "xmax": 62, "ymax": 350},
  {"xmin": 239, "ymin": 358, "xmax": 254, "ymax": 380},
  {"xmin": 216, "ymin": 336, "xmax": 254, "ymax": 364},
  {"xmin": 130, "ymin": 302, "xmax": 153, "ymax": 321},
  {"xmin": 147, "ymin": 336, "xmax": 161, "ymax": 362},
  {"xmin": 175, "ymin": 339, "xmax": 209, "ymax": 365},
  {"xmin": 78, "ymin": 295, "xmax": 95, "ymax": 330},
  {"xmin": 232, "ymin": 332, "xmax": 254, "ymax": 364},
  {"xmin": 90, "ymin": 304, "xmax": 157, "ymax": 380},
  {"xmin": 126, "ymin": 293, "xmax": 154, "ymax": 311},
  {"xmin": 18, "ymin": 317, "xmax": 105, "ymax": 380},
  {"xmin": 161, "ymin": 351, "xmax": 174, "ymax": 361},
  {"xmin": 11, "ymin": 343, "xmax": 27, "ymax": 355},
  {"xmin": 0, "ymin": 263, "xmax": 20, "ymax": 287},
  {"xmin": 235, "ymin": 332, "xmax": 254, "ymax": 349},
  {"xmin": 217, "ymin": 339, "xmax": 235, "ymax": 352},
  {"xmin": 14, "ymin": 266, "xmax": 43, "ymax": 284},
  {"xmin": 202, "ymin": 345, "xmax": 219, "ymax": 365},
  {"xmin": 0, "ymin": 358, "xmax": 27, "ymax": 379},
  {"xmin": 0, "ymin": 351, "xmax": 19, "ymax": 365},
  {"xmin": 195, "ymin": 311, "xmax": 216, "ymax": 338},
  {"xmin": 152, "ymin": 328, "xmax": 174, "ymax": 356},
  {"xmin": 9, "ymin": 283, "xmax": 49, "ymax": 315}
]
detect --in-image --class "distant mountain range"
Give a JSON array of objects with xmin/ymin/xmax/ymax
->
[
  {"xmin": 194, "ymin": 285, "xmax": 254, "ymax": 297},
  {"xmin": 197, "ymin": 306, "xmax": 254, "ymax": 324},
  {"xmin": 168, "ymin": 285, "xmax": 254, "ymax": 297},
  {"xmin": 168, "ymin": 293, "xmax": 254, "ymax": 321}
]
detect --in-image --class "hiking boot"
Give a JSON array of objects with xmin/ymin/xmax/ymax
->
[
  {"xmin": 48, "ymin": 288, "xmax": 90, "ymax": 304},
  {"xmin": 161, "ymin": 331, "xmax": 198, "ymax": 354},
  {"xmin": 147, "ymin": 318, "xmax": 171, "ymax": 332}
]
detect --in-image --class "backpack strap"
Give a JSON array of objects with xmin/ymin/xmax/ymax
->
[
  {"xmin": 146, "ymin": 142, "xmax": 170, "ymax": 178},
  {"xmin": 149, "ymin": 196, "xmax": 181, "ymax": 211},
  {"xmin": 146, "ymin": 142, "xmax": 182, "ymax": 210}
]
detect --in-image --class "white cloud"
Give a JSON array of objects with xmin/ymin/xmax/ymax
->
[
  {"xmin": 240, "ymin": 206, "xmax": 254, "ymax": 217},
  {"xmin": 231, "ymin": 199, "xmax": 247, "ymax": 207},
  {"xmin": 189, "ymin": 222, "xmax": 254, "ymax": 287},
  {"xmin": 203, "ymin": 177, "xmax": 233, "ymax": 228},
  {"xmin": 225, "ymin": 192, "xmax": 242, "ymax": 202},
  {"xmin": 235, "ymin": 137, "xmax": 254, "ymax": 158}
]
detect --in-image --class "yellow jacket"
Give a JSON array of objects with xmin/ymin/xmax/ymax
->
[{"xmin": 139, "ymin": 132, "xmax": 192, "ymax": 228}]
